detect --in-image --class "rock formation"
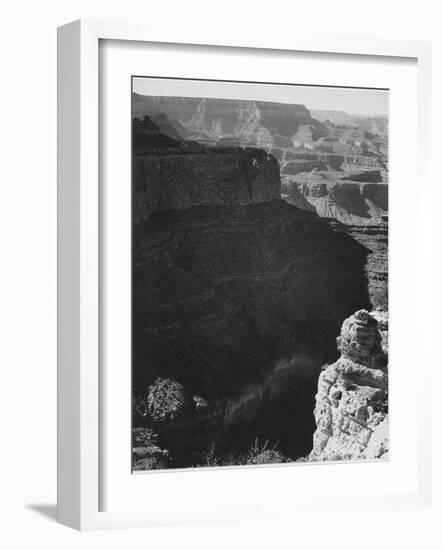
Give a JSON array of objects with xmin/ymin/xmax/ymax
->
[
  {"xmin": 310, "ymin": 309, "xmax": 388, "ymax": 461},
  {"xmin": 340, "ymin": 223, "xmax": 388, "ymax": 309},
  {"xmin": 132, "ymin": 94, "xmax": 327, "ymax": 148},
  {"xmin": 282, "ymin": 173, "xmax": 388, "ymax": 225},
  {"xmin": 310, "ymin": 110, "xmax": 357, "ymax": 125},
  {"xmin": 133, "ymin": 116, "xmax": 371, "ymax": 399},
  {"xmin": 311, "ymin": 110, "xmax": 389, "ymax": 139},
  {"xmin": 134, "ymin": 150, "xmax": 280, "ymax": 223},
  {"xmin": 281, "ymin": 172, "xmax": 388, "ymax": 309},
  {"xmin": 133, "ymin": 115, "xmax": 280, "ymax": 223}
]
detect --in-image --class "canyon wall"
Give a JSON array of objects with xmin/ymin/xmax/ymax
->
[
  {"xmin": 133, "ymin": 199, "xmax": 372, "ymax": 396},
  {"xmin": 133, "ymin": 117, "xmax": 371, "ymax": 398},
  {"xmin": 134, "ymin": 147, "xmax": 280, "ymax": 227},
  {"xmin": 282, "ymin": 176, "xmax": 388, "ymax": 226},
  {"xmin": 310, "ymin": 309, "xmax": 388, "ymax": 461},
  {"xmin": 281, "ymin": 174, "xmax": 388, "ymax": 308}
]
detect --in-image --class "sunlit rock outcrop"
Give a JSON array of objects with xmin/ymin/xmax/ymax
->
[{"xmin": 310, "ymin": 309, "xmax": 388, "ymax": 461}]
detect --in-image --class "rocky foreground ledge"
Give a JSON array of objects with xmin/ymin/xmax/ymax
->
[{"xmin": 310, "ymin": 309, "xmax": 388, "ymax": 461}]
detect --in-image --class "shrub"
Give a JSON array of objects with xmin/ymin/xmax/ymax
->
[
  {"xmin": 146, "ymin": 378, "xmax": 189, "ymax": 422},
  {"xmin": 246, "ymin": 438, "xmax": 287, "ymax": 465},
  {"xmin": 200, "ymin": 442, "xmax": 222, "ymax": 467},
  {"xmin": 132, "ymin": 427, "xmax": 170, "ymax": 470}
]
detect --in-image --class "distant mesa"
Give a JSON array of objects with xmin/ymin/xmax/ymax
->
[
  {"xmin": 311, "ymin": 109, "xmax": 358, "ymax": 125},
  {"xmin": 311, "ymin": 109, "xmax": 388, "ymax": 138},
  {"xmin": 132, "ymin": 93, "xmax": 328, "ymax": 149}
]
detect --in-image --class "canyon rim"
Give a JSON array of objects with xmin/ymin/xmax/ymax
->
[{"xmin": 131, "ymin": 79, "xmax": 389, "ymax": 471}]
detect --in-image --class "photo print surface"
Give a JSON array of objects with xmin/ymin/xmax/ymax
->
[{"xmin": 131, "ymin": 78, "xmax": 389, "ymax": 471}]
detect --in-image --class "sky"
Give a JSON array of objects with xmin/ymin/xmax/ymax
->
[
  {"xmin": 133, "ymin": 78, "xmax": 388, "ymax": 117},
  {"xmin": 276, "ymin": 86, "xmax": 388, "ymax": 116}
]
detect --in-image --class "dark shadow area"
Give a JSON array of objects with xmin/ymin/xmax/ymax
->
[
  {"xmin": 26, "ymin": 504, "xmax": 57, "ymax": 522},
  {"xmin": 133, "ymin": 199, "xmax": 371, "ymax": 395},
  {"xmin": 132, "ymin": 199, "xmax": 371, "ymax": 467}
]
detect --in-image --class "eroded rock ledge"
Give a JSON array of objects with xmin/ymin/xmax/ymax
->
[
  {"xmin": 310, "ymin": 309, "xmax": 388, "ymax": 461},
  {"xmin": 133, "ymin": 115, "xmax": 281, "ymax": 223}
]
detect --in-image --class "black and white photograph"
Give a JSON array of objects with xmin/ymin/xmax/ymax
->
[
  {"xmin": 131, "ymin": 78, "xmax": 389, "ymax": 471},
  {"xmin": 3, "ymin": 1, "xmax": 440, "ymax": 542}
]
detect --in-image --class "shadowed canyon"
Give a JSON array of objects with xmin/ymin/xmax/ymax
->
[{"xmin": 131, "ymin": 93, "xmax": 388, "ymax": 469}]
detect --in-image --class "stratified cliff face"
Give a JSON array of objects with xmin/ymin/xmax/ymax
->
[
  {"xmin": 133, "ymin": 117, "xmax": 371, "ymax": 397},
  {"xmin": 310, "ymin": 309, "xmax": 388, "ymax": 461},
  {"xmin": 133, "ymin": 94, "xmax": 327, "ymax": 148},
  {"xmin": 282, "ymin": 175, "xmax": 388, "ymax": 225},
  {"xmin": 341, "ymin": 224, "xmax": 388, "ymax": 309},
  {"xmin": 134, "ymin": 200, "xmax": 372, "ymax": 396},
  {"xmin": 133, "ymin": 115, "xmax": 280, "ymax": 223},
  {"xmin": 134, "ymin": 149, "xmax": 280, "ymax": 223},
  {"xmin": 281, "ymin": 173, "xmax": 388, "ymax": 309}
]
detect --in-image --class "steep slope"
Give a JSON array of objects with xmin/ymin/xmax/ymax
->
[{"xmin": 334, "ymin": 222, "xmax": 388, "ymax": 309}]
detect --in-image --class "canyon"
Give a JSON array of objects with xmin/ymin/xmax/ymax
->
[
  {"xmin": 133, "ymin": 116, "xmax": 371, "ymax": 395},
  {"xmin": 134, "ymin": 94, "xmax": 388, "ymax": 226},
  {"xmin": 131, "ymin": 94, "xmax": 389, "ymax": 468}
]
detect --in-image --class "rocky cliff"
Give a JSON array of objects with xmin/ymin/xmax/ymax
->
[
  {"xmin": 282, "ymin": 173, "xmax": 388, "ymax": 226},
  {"xmin": 134, "ymin": 149, "xmax": 280, "ymax": 223},
  {"xmin": 310, "ymin": 309, "xmax": 388, "ymax": 461},
  {"xmin": 133, "ymin": 115, "xmax": 280, "ymax": 223},
  {"xmin": 339, "ymin": 223, "xmax": 388, "ymax": 309},
  {"xmin": 133, "ymin": 117, "xmax": 371, "ymax": 399},
  {"xmin": 281, "ymin": 172, "xmax": 388, "ymax": 309}
]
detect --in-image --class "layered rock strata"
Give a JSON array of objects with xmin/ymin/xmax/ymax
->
[
  {"xmin": 341, "ymin": 223, "xmax": 388, "ymax": 309},
  {"xmin": 310, "ymin": 309, "xmax": 388, "ymax": 461},
  {"xmin": 282, "ymin": 175, "xmax": 388, "ymax": 225},
  {"xmin": 281, "ymin": 173, "xmax": 388, "ymax": 309},
  {"xmin": 133, "ymin": 94, "xmax": 327, "ymax": 148},
  {"xmin": 134, "ymin": 149, "xmax": 280, "ymax": 223},
  {"xmin": 133, "ymin": 115, "xmax": 281, "ymax": 222},
  {"xmin": 133, "ymin": 117, "xmax": 371, "ymax": 397}
]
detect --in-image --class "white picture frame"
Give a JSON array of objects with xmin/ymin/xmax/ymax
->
[{"xmin": 57, "ymin": 19, "xmax": 433, "ymax": 531}]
